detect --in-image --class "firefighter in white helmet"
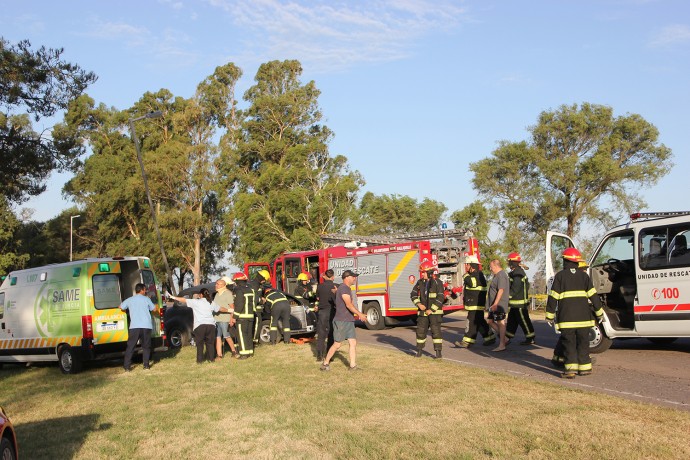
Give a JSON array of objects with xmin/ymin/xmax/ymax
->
[{"xmin": 454, "ymin": 255, "xmax": 496, "ymax": 348}]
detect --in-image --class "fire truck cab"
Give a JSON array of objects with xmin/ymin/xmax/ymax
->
[
  {"xmin": 246, "ymin": 230, "xmax": 479, "ymax": 330},
  {"xmin": 546, "ymin": 211, "xmax": 690, "ymax": 353}
]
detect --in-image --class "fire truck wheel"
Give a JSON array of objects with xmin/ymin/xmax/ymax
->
[
  {"xmin": 364, "ymin": 302, "xmax": 385, "ymax": 330},
  {"xmin": 588, "ymin": 324, "xmax": 612, "ymax": 354},
  {"xmin": 58, "ymin": 345, "xmax": 83, "ymax": 374}
]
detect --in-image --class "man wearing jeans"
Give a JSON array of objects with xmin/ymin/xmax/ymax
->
[
  {"xmin": 320, "ymin": 270, "xmax": 366, "ymax": 371},
  {"xmin": 120, "ymin": 283, "xmax": 155, "ymax": 371}
]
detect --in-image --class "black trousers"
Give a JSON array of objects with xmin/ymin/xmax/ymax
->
[
  {"xmin": 270, "ymin": 303, "xmax": 292, "ymax": 344},
  {"xmin": 316, "ymin": 307, "xmax": 334, "ymax": 356},
  {"xmin": 560, "ymin": 327, "xmax": 591, "ymax": 372},
  {"xmin": 506, "ymin": 307, "xmax": 536, "ymax": 340},
  {"xmin": 462, "ymin": 310, "xmax": 494, "ymax": 344},
  {"xmin": 253, "ymin": 305, "xmax": 264, "ymax": 343},
  {"xmin": 237, "ymin": 318, "xmax": 255, "ymax": 356},
  {"xmin": 193, "ymin": 324, "xmax": 216, "ymax": 363},
  {"xmin": 124, "ymin": 328, "xmax": 151, "ymax": 369},
  {"xmin": 416, "ymin": 313, "xmax": 443, "ymax": 351}
]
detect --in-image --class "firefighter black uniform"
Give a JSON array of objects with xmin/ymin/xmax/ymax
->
[
  {"xmin": 546, "ymin": 250, "xmax": 604, "ymax": 378},
  {"xmin": 249, "ymin": 275, "xmax": 267, "ymax": 346},
  {"xmin": 233, "ymin": 277, "xmax": 257, "ymax": 359},
  {"xmin": 293, "ymin": 275, "xmax": 316, "ymax": 309},
  {"xmin": 411, "ymin": 264, "xmax": 445, "ymax": 359},
  {"xmin": 506, "ymin": 263, "xmax": 536, "ymax": 344},
  {"xmin": 457, "ymin": 263, "xmax": 495, "ymax": 347},
  {"xmin": 264, "ymin": 289, "xmax": 291, "ymax": 344}
]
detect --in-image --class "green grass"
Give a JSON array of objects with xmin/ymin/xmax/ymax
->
[{"xmin": 2, "ymin": 343, "xmax": 689, "ymax": 459}]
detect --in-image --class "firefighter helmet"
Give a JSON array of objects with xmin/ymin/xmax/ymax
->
[
  {"xmin": 562, "ymin": 247, "xmax": 582, "ymax": 262},
  {"xmin": 232, "ymin": 272, "xmax": 248, "ymax": 281},
  {"xmin": 507, "ymin": 252, "xmax": 522, "ymax": 262},
  {"xmin": 465, "ymin": 255, "xmax": 480, "ymax": 265},
  {"xmin": 578, "ymin": 260, "xmax": 589, "ymax": 269},
  {"xmin": 258, "ymin": 269, "xmax": 270, "ymax": 281},
  {"xmin": 419, "ymin": 262, "xmax": 435, "ymax": 272},
  {"xmin": 297, "ymin": 272, "xmax": 309, "ymax": 282}
]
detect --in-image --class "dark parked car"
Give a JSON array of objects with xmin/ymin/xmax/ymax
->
[
  {"xmin": 0, "ymin": 406, "xmax": 18, "ymax": 460},
  {"xmin": 164, "ymin": 284, "xmax": 316, "ymax": 348}
]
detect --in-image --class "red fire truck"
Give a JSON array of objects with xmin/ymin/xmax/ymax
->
[{"xmin": 244, "ymin": 230, "xmax": 479, "ymax": 330}]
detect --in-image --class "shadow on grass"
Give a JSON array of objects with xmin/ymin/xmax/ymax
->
[{"xmin": 16, "ymin": 413, "xmax": 110, "ymax": 460}]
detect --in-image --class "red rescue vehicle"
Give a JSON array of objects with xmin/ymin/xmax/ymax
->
[{"xmin": 245, "ymin": 230, "xmax": 479, "ymax": 330}]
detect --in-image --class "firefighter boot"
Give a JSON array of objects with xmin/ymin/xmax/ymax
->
[
  {"xmin": 435, "ymin": 349, "xmax": 442, "ymax": 359},
  {"xmin": 415, "ymin": 347, "xmax": 423, "ymax": 358}
]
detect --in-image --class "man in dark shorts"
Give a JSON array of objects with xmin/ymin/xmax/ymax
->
[
  {"xmin": 320, "ymin": 270, "xmax": 367, "ymax": 371},
  {"xmin": 486, "ymin": 259, "xmax": 509, "ymax": 352}
]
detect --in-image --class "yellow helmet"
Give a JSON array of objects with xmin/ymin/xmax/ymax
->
[
  {"xmin": 258, "ymin": 269, "xmax": 270, "ymax": 281},
  {"xmin": 297, "ymin": 272, "xmax": 309, "ymax": 282}
]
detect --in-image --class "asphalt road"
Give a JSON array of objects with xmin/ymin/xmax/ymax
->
[{"xmin": 355, "ymin": 311, "xmax": 690, "ymax": 412}]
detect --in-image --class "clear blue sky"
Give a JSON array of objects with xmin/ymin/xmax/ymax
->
[{"xmin": 3, "ymin": 0, "xmax": 689, "ymax": 230}]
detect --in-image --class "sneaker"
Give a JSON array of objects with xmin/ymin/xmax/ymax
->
[
  {"xmin": 454, "ymin": 340, "xmax": 471, "ymax": 348},
  {"xmin": 561, "ymin": 371, "xmax": 577, "ymax": 379},
  {"xmin": 238, "ymin": 355, "xmax": 250, "ymax": 360},
  {"xmin": 143, "ymin": 366, "xmax": 151, "ymax": 370},
  {"xmin": 232, "ymin": 353, "xmax": 240, "ymax": 359},
  {"xmin": 578, "ymin": 370, "xmax": 592, "ymax": 376},
  {"xmin": 520, "ymin": 339, "xmax": 535, "ymax": 345},
  {"xmin": 348, "ymin": 365, "xmax": 360, "ymax": 372},
  {"xmin": 320, "ymin": 362, "xmax": 330, "ymax": 371}
]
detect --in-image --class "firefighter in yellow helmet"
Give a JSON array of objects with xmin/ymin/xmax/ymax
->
[
  {"xmin": 546, "ymin": 248, "xmax": 604, "ymax": 378},
  {"xmin": 410, "ymin": 261, "xmax": 445, "ymax": 359},
  {"xmin": 231, "ymin": 272, "xmax": 256, "ymax": 359},
  {"xmin": 293, "ymin": 272, "xmax": 316, "ymax": 306},
  {"xmin": 506, "ymin": 252, "xmax": 536, "ymax": 345}
]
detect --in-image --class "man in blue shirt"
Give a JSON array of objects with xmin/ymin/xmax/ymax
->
[{"xmin": 120, "ymin": 283, "xmax": 156, "ymax": 371}]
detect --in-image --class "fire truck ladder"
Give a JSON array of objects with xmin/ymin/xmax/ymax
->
[{"xmin": 320, "ymin": 229, "xmax": 473, "ymax": 246}]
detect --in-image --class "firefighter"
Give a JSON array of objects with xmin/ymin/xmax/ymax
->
[
  {"xmin": 293, "ymin": 272, "xmax": 316, "ymax": 307},
  {"xmin": 454, "ymin": 255, "xmax": 495, "ymax": 348},
  {"xmin": 262, "ymin": 286, "xmax": 292, "ymax": 345},
  {"xmin": 506, "ymin": 252, "xmax": 536, "ymax": 345},
  {"xmin": 546, "ymin": 248, "xmax": 604, "ymax": 378},
  {"xmin": 250, "ymin": 269, "xmax": 270, "ymax": 346},
  {"xmin": 410, "ymin": 262, "xmax": 445, "ymax": 359},
  {"xmin": 232, "ymin": 272, "xmax": 257, "ymax": 359},
  {"xmin": 552, "ymin": 258, "xmax": 590, "ymax": 368}
]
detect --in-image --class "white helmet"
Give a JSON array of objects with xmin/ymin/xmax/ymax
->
[{"xmin": 465, "ymin": 255, "xmax": 480, "ymax": 265}]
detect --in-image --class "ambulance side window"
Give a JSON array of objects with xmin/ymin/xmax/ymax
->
[
  {"xmin": 141, "ymin": 270, "xmax": 158, "ymax": 304},
  {"xmin": 640, "ymin": 224, "xmax": 690, "ymax": 269},
  {"xmin": 93, "ymin": 274, "xmax": 123, "ymax": 309}
]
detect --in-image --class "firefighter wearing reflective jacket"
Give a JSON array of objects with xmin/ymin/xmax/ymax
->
[
  {"xmin": 546, "ymin": 248, "xmax": 604, "ymax": 378},
  {"xmin": 506, "ymin": 252, "xmax": 536, "ymax": 345},
  {"xmin": 411, "ymin": 262, "xmax": 445, "ymax": 359},
  {"xmin": 294, "ymin": 272, "xmax": 316, "ymax": 308},
  {"xmin": 250, "ymin": 269, "xmax": 270, "ymax": 346},
  {"xmin": 455, "ymin": 255, "xmax": 495, "ymax": 348},
  {"xmin": 263, "ymin": 286, "xmax": 292, "ymax": 345},
  {"xmin": 232, "ymin": 272, "xmax": 257, "ymax": 359}
]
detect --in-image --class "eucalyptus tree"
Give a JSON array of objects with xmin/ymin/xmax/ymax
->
[
  {"xmin": 352, "ymin": 192, "xmax": 446, "ymax": 235},
  {"xmin": 221, "ymin": 60, "xmax": 363, "ymax": 263}
]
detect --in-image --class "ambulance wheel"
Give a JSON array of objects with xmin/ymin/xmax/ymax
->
[
  {"xmin": 364, "ymin": 302, "xmax": 385, "ymax": 330},
  {"xmin": 588, "ymin": 324, "xmax": 612, "ymax": 354},
  {"xmin": 259, "ymin": 320, "xmax": 272, "ymax": 344},
  {"xmin": 58, "ymin": 345, "xmax": 83, "ymax": 374},
  {"xmin": 647, "ymin": 337, "xmax": 677, "ymax": 345}
]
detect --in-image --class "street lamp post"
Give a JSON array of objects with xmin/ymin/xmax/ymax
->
[
  {"xmin": 70, "ymin": 214, "xmax": 81, "ymax": 261},
  {"xmin": 129, "ymin": 111, "xmax": 176, "ymax": 295}
]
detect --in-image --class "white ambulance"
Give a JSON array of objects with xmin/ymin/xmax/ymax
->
[
  {"xmin": 546, "ymin": 212, "xmax": 690, "ymax": 353},
  {"xmin": 0, "ymin": 257, "xmax": 164, "ymax": 373}
]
